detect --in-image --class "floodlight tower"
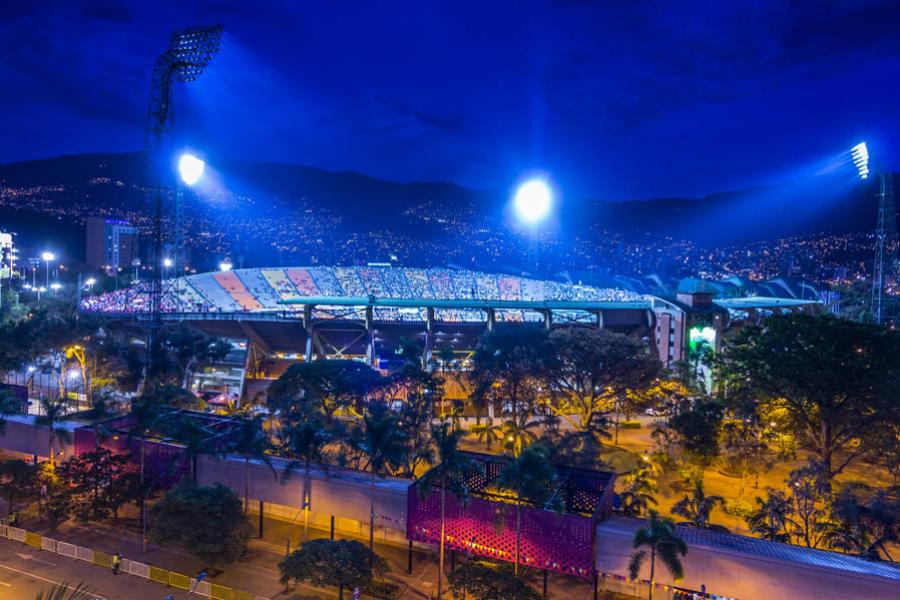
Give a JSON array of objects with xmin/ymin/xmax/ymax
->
[
  {"xmin": 853, "ymin": 142, "xmax": 897, "ymax": 325},
  {"xmin": 144, "ymin": 25, "xmax": 222, "ymax": 342}
]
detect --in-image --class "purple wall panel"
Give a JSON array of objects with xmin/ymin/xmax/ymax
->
[{"xmin": 407, "ymin": 486, "xmax": 595, "ymax": 578}]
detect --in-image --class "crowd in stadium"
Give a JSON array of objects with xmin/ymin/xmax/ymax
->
[{"xmin": 80, "ymin": 266, "xmax": 645, "ymax": 322}]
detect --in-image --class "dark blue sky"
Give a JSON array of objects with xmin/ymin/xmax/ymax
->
[{"xmin": 2, "ymin": 0, "xmax": 899, "ymax": 200}]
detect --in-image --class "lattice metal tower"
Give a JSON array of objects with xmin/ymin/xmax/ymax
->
[
  {"xmin": 144, "ymin": 25, "xmax": 223, "ymax": 347},
  {"xmin": 871, "ymin": 172, "xmax": 897, "ymax": 325}
]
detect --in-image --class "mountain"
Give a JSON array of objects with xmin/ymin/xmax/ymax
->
[{"xmin": 0, "ymin": 151, "xmax": 887, "ymax": 270}]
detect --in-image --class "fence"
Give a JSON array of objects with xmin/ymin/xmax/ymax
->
[{"xmin": 0, "ymin": 525, "xmax": 271, "ymax": 600}]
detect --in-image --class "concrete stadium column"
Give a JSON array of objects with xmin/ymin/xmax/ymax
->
[
  {"xmin": 303, "ymin": 303, "xmax": 315, "ymax": 362},
  {"xmin": 423, "ymin": 307, "xmax": 435, "ymax": 369},
  {"xmin": 486, "ymin": 308, "xmax": 496, "ymax": 331},
  {"xmin": 644, "ymin": 309, "xmax": 655, "ymax": 329},
  {"xmin": 595, "ymin": 310, "xmax": 604, "ymax": 329},
  {"xmin": 542, "ymin": 309, "xmax": 552, "ymax": 330},
  {"xmin": 365, "ymin": 305, "xmax": 376, "ymax": 367}
]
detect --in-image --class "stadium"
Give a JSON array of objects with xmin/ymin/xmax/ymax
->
[{"xmin": 81, "ymin": 265, "xmax": 821, "ymax": 398}]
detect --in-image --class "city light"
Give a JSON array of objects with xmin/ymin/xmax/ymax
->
[
  {"xmin": 513, "ymin": 178, "xmax": 553, "ymax": 225},
  {"xmin": 178, "ymin": 153, "xmax": 205, "ymax": 186},
  {"xmin": 851, "ymin": 142, "xmax": 869, "ymax": 179},
  {"xmin": 163, "ymin": 257, "xmax": 174, "ymax": 268}
]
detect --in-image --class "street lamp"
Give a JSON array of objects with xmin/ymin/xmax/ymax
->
[
  {"xmin": 41, "ymin": 251, "xmax": 55, "ymax": 288},
  {"xmin": 50, "ymin": 282, "xmax": 61, "ymax": 294},
  {"xmin": 36, "ymin": 286, "xmax": 46, "ymax": 302},
  {"xmin": 85, "ymin": 277, "xmax": 96, "ymax": 290}
]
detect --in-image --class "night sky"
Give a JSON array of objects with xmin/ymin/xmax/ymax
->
[{"xmin": 2, "ymin": 0, "xmax": 900, "ymax": 200}]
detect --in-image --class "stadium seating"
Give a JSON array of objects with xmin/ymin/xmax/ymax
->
[{"xmin": 81, "ymin": 266, "xmax": 647, "ymax": 321}]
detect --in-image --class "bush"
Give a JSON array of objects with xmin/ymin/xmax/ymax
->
[
  {"xmin": 364, "ymin": 580, "xmax": 403, "ymax": 599},
  {"xmin": 620, "ymin": 420, "xmax": 642, "ymax": 430},
  {"xmin": 723, "ymin": 497, "xmax": 753, "ymax": 519}
]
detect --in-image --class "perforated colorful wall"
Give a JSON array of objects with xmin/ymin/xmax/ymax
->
[{"xmin": 407, "ymin": 486, "xmax": 596, "ymax": 579}]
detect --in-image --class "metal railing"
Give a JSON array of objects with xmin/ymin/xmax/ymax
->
[{"xmin": 0, "ymin": 525, "xmax": 271, "ymax": 600}]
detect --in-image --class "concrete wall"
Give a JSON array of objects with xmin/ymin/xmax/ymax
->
[
  {"xmin": 596, "ymin": 519, "xmax": 899, "ymax": 600},
  {"xmin": 0, "ymin": 415, "xmax": 77, "ymax": 462},
  {"xmin": 197, "ymin": 454, "xmax": 409, "ymax": 545}
]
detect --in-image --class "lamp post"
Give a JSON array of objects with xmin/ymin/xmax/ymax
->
[
  {"xmin": 41, "ymin": 251, "xmax": 55, "ymax": 289},
  {"xmin": 513, "ymin": 177, "xmax": 554, "ymax": 272}
]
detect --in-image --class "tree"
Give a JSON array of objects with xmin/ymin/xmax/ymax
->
[
  {"xmin": 785, "ymin": 463, "xmax": 833, "ymax": 549},
  {"xmin": 357, "ymin": 400, "xmax": 407, "ymax": 559},
  {"xmin": 280, "ymin": 410, "xmax": 333, "ymax": 541},
  {"xmin": 827, "ymin": 485, "xmax": 899, "ymax": 560},
  {"xmin": 416, "ymin": 422, "xmax": 478, "ymax": 599},
  {"xmin": 668, "ymin": 398, "xmax": 723, "ymax": 475},
  {"xmin": 619, "ymin": 463, "xmax": 658, "ymax": 517},
  {"xmin": 227, "ymin": 415, "xmax": 276, "ymax": 514},
  {"xmin": 470, "ymin": 325, "xmax": 550, "ymax": 423},
  {"xmin": 279, "ymin": 539, "xmax": 388, "ymax": 600},
  {"xmin": 57, "ymin": 448, "xmax": 130, "ymax": 522},
  {"xmin": 149, "ymin": 481, "xmax": 252, "ymax": 567},
  {"xmin": 32, "ymin": 581, "xmax": 96, "ymax": 600},
  {"xmin": 745, "ymin": 489, "xmax": 792, "ymax": 543},
  {"xmin": 496, "ymin": 417, "xmax": 540, "ymax": 458},
  {"xmin": 628, "ymin": 511, "xmax": 687, "ymax": 600},
  {"xmin": 0, "ymin": 459, "xmax": 37, "ymax": 514},
  {"xmin": 719, "ymin": 418, "xmax": 774, "ymax": 497},
  {"xmin": 716, "ymin": 314, "xmax": 900, "ymax": 483},
  {"xmin": 35, "ymin": 397, "xmax": 71, "ymax": 469},
  {"xmin": 671, "ymin": 479, "xmax": 723, "ymax": 530},
  {"xmin": 447, "ymin": 559, "xmax": 541, "ymax": 600},
  {"xmin": 494, "ymin": 444, "xmax": 560, "ymax": 575},
  {"xmin": 544, "ymin": 327, "xmax": 660, "ymax": 431},
  {"xmin": 0, "ymin": 389, "xmax": 22, "ymax": 432},
  {"xmin": 469, "ymin": 417, "xmax": 500, "ymax": 451},
  {"xmin": 267, "ymin": 360, "xmax": 382, "ymax": 421}
]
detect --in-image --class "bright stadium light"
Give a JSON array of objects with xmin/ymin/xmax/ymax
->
[
  {"xmin": 41, "ymin": 251, "xmax": 55, "ymax": 262},
  {"xmin": 851, "ymin": 142, "xmax": 869, "ymax": 179},
  {"xmin": 178, "ymin": 153, "xmax": 205, "ymax": 186},
  {"xmin": 219, "ymin": 260, "xmax": 233, "ymax": 272},
  {"xmin": 162, "ymin": 257, "xmax": 174, "ymax": 268},
  {"xmin": 514, "ymin": 178, "xmax": 553, "ymax": 225}
]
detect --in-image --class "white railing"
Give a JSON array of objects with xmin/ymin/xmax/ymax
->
[
  {"xmin": 8, "ymin": 527, "xmax": 25, "ymax": 543},
  {"xmin": 40, "ymin": 537, "xmax": 56, "ymax": 552},
  {"xmin": 126, "ymin": 560, "xmax": 150, "ymax": 579},
  {"xmin": 57, "ymin": 541, "xmax": 77, "ymax": 558},
  {"xmin": 190, "ymin": 580, "xmax": 211, "ymax": 597},
  {"xmin": 75, "ymin": 546, "xmax": 93, "ymax": 562}
]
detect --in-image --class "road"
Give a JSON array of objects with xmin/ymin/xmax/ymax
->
[{"xmin": 0, "ymin": 541, "xmax": 174, "ymax": 599}]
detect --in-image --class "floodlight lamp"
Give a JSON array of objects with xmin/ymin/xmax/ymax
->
[
  {"xmin": 514, "ymin": 178, "xmax": 553, "ymax": 225},
  {"xmin": 851, "ymin": 142, "xmax": 869, "ymax": 180},
  {"xmin": 178, "ymin": 154, "xmax": 205, "ymax": 186},
  {"xmin": 163, "ymin": 258, "xmax": 174, "ymax": 268},
  {"xmin": 219, "ymin": 260, "xmax": 233, "ymax": 272},
  {"xmin": 168, "ymin": 25, "xmax": 224, "ymax": 83},
  {"xmin": 41, "ymin": 251, "xmax": 55, "ymax": 262}
]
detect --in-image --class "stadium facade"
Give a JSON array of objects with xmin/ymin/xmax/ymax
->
[{"xmin": 82, "ymin": 265, "xmax": 821, "ymax": 398}]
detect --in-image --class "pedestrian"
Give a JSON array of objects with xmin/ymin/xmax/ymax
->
[
  {"xmin": 112, "ymin": 553, "xmax": 121, "ymax": 575},
  {"xmin": 189, "ymin": 569, "xmax": 208, "ymax": 594},
  {"xmin": 9, "ymin": 511, "xmax": 18, "ymax": 527}
]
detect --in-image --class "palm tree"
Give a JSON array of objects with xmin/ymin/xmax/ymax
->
[
  {"xmin": 35, "ymin": 397, "xmax": 71, "ymax": 469},
  {"xmin": 359, "ymin": 400, "xmax": 407, "ymax": 561},
  {"xmin": 416, "ymin": 422, "xmax": 478, "ymax": 599},
  {"xmin": 628, "ymin": 511, "xmax": 687, "ymax": 600},
  {"xmin": 281, "ymin": 413, "xmax": 332, "ymax": 542},
  {"xmin": 33, "ymin": 581, "xmax": 95, "ymax": 600},
  {"xmin": 671, "ymin": 479, "xmax": 723, "ymax": 529},
  {"xmin": 619, "ymin": 464, "xmax": 658, "ymax": 517},
  {"xmin": 469, "ymin": 417, "xmax": 500, "ymax": 451},
  {"xmin": 229, "ymin": 415, "xmax": 277, "ymax": 515},
  {"xmin": 494, "ymin": 444, "xmax": 559, "ymax": 575},
  {"xmin": 497, "ymin": 418, "xmax": 540, "ymax": 457},
  {"xmin": 745, "ymin": 489, "xmax": 792, "ymax": 543}
]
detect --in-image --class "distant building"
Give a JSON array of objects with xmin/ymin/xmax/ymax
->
[
  {"xmin": 0, "ymin": 231, "xmax": 15, "ymax": 279},
  {"xmin": 85, "ymin": 217, "xmax": 138, "ymax": 270}
]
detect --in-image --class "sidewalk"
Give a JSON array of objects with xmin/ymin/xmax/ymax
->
[{"xmin": 15, "ymin": 505, "xmax": 596, "ymax": 599}]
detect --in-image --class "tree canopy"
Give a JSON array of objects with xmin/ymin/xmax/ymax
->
[
  {"xmin": 279, "ymin": 539, "xmax": 388, "ymax": 597},
  {"xmin": 717, "ymin": 314, "xmax": 900, "ymax": 481},
  {"xmin": 149, "ymin": 481, "xmax": 252, "ymax": 567}
]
